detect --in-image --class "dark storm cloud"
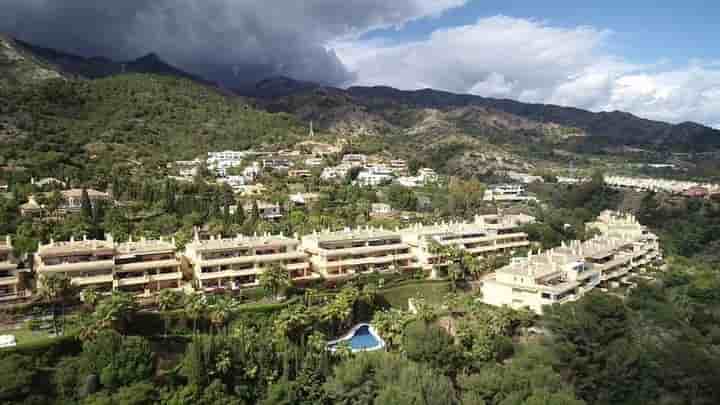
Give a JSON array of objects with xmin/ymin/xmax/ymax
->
[{"xmin": 0, "ymin": 0, "xmax": 466, "ymax": 87}]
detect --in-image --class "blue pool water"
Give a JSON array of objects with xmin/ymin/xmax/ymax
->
[{"xmin": 327, "ymin": 324, "xmax": 384, "ymax": 352}]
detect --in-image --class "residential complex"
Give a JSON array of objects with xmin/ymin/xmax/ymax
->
[
  {"xmin": 35, "ymin": 236, "xmax": 116, "ymax": 293},
  {"xmin": 35, "ymin": 235, "xmax": 183, "ymax": 298},
  {"xmin": 604, "ymin": 175, "xmax": 720, "ymax": 195},
  {"xmin": 401, "ymin": 215, "xmax": 533, "ymax": 272},
  {"xmin": 0, "ymin": 236, "xmax": 26, "ymax": 303},
  {"xmin": 114, "ymin": 238, "xmax": 183, "ymax": 297},
  {"xmin": 481, "ymin": 211, "xmax": 661, "ymax": 313},
  {"xmin": 184, "ymin": 233, "xmax": 313, "ymax": 291},
  {"xmin": 301, "ymin": 227, "xmax": 417, "ymax": 279}
]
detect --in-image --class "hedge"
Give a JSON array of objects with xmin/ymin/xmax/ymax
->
[{"xmin": 0, "ymin": 335, "xmax": 81, "ymax": 363}]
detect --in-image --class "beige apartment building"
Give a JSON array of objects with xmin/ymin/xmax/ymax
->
[
  {"xmin": 35, "ymin": 235, "xmax": 184, "ymax": 297},
  {"xmin": 114, "ymin": 238, "xmax": 183, "ymax": 297},
  {"xmin": 301, "ymin": 227, "xmax": 417, "ymax": 279},
  {"xmin": 481, "ymin": 211, "xmax": 661, "ymax": 313},
  {"xmin": 400, "ymin": 217, "xmax": 532, "ymax": 272},
  {"xmin": 184, "ymin": 233, "xmax": 313, "ymax": 292},
  {"xmin": 0, "ymin": 236, "xmax": 27, "ymax": 303},
  {"xmin": 481, "ymin": 245, "xmax": 601, "ymax": 313},
  {"xmin": 35, "ymin": 236, "xmax": 116, "ymax": 293}
]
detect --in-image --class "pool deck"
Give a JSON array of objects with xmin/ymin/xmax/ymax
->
[{"xmin": 327, "ymin": 323, "xmax": 386, "ymax": 353}]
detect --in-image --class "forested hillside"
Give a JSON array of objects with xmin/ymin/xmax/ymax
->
[{"xmin": 0, "ymin": 74, "xmax": 303, "ymax": 180}]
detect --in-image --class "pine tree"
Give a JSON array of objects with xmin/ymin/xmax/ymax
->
[
  {"xmin": 234, "ymin": 202, "xmax": 246, "ymax": 225},
  {"xmin": 80, "ymin": 188, "xmax": 92, "ymax": 221},
  {"xmin": 251, "ymin": 200, "xmax": 260, "ymax": 223}
]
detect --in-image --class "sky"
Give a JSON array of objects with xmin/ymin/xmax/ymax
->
[{"xmin": 1, "ymin": 0, "xmax": 719, "ymax": 127}]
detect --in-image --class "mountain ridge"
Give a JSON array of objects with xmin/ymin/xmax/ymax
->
[{"xmin": 241, "ymin": 77, "xmax": 720, "ymax": 151}]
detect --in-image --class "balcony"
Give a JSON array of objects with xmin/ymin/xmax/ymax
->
[
  {"xmin": 0, "ymin": 276, "xmax": 19, "ymax": 286},
  {"xmin": 40, "ymin": 259, "xmax": 114, "ymax": 274},
  {"xmin": 466, "ymin": 241, "xmax": 529, "ymax": 254},
  {"xmin": 71, "ymin": 273, "xmax": 114, "ymax": 286},
  {"xmin": 286, "ymin": 262, "xmax": 310, "ymax": 271},
  {"xmin": 319, "ymin": 243, "xmax": 410, "ymax": 257},
  {"xmin": 198, "ymin": 268, "xmax": 260, "ymax": 280},
  {"xmin": 0, "ymin": 262, "xmax": 18, "ymax": 272},
  {"xmin": 322, "ymin": 253, "xmax": 414, "ymax": 269},
  {"xmin": 115, "ymin": 259, "xmax": 180, "ymax": 272}
]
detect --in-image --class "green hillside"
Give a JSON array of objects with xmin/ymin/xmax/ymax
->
[{"xmin": 0, "ymin": 74, "xmax": 304, "ymax": 180}]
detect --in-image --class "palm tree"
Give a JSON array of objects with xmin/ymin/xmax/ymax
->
[
  {"xmin": 304, "ymin": 288, "xmax": 319, "ymax": 306},
  {"xmin": 77, "ymin": 313, "xmax": 99, "ymax": 342},
  {"xmin": 462, "ymin": 253, "xmax": 482, "ymax": 280},
  {"xmin": 259, "ymin": 263, "xmax": 292, "ymax": 301},
  {"xmin": 82, "ymin": 287, "xmax": 100, "ymax": 310},
  {"xmin": 412, "ymin": 294, "xmax": 438, "ymax": 326},
  {"xmin": 157, "ymin": 290, "xmax": 180, "ymax": 338},
  {"xmin": 184, "ymin": 293, "xmax": 205, "ymax": 335},
  {"xmin": 208, "ymin": 295, "xmax": 239, "ymax": 334},
  {"xmin": 38, "ymin": 274, "xmax": 74, "ymax": 336},
  {"xmin": 94, "ymin": 292, "xmax": 138, "ymax": 335}
]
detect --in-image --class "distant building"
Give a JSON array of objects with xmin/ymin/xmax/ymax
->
[
  {"xmin": 288, "ymin": 169, "xmax": 313, "ymax": 179},
  {"xmin": 342, "ymin": 154, "xmax": 367, "ymax": 167},
  {"xmin": 355, "ymin": 165, "xmax": 394, "ymax": 187},
  {"xmin": 483, "ymin": 184, "xmax": 536, "ymax": 202},
  {"xmin": 290, "ymin": 192, "xmax": 321, "ymax": 206},
  {"xmin": 262, "ymin": 158, "xmax": 292, "ymax": 171},
  {"xmin": 243, "ymin": 201, "xmax": 282, "ymax": 220},
  {"xmin": 370, "ymin": 203, "xmax": 394, "ymax": 218},
  {"xmin": 304, "ymin": 157, "xmax": 325, "ymax": 167}
]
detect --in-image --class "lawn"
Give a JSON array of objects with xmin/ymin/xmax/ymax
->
[{"xmin": 378, "ymin": 281, "xmax": 451, "ymax": 309}]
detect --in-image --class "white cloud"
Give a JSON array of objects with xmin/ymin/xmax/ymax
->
[{"xmin": 335, "ymin": 15, "xmax": 720, "ymax": 127}]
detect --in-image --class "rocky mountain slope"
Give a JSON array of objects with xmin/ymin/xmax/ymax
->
[
  {"xmin": 10, "ymin": 36, "xmax": 210, "ymax": 85},
  {"xmin": 243, "ymin": 78, "xmax": 720, "ymax": 153}
]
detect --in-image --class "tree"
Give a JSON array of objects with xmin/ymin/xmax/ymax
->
[
  {"xmin": 259, "ymin": 263, "xmax": 292, "ymax": 301},
  {"xmin": 80, "ymin": 187, "xmax": 93, "ymax": 221},
  {"xmin": 82, "ymin": 287, "xmax": 100, "ymax": 309},
  {"xmin": 403, "ymin": 321, "xmax": 463, "ymax": 376},
  {"xmin": 208, "ymin": 295, "xmax": 239, "ymax": 334},
  {"xmin": 234, "ymin": 202, "xmax": 246, "ymax": 226},
  {"xmin": 0, "ymin": 354, "xmax": 36, "ymax": 401},
  {"xmin": 94, "ymin": 292, "xmax": 138, "ymax": 335},
  {"xmin": 157, "ymin": 289, "xmax": 180, "ymax": 338},
  {"xmin": 38, "ymin": 273, "xmax": 74, "ymax": 335},
  {"xmin": 185, "ymin": 293, "xmax": 206, "ymax": 334},
  {"xmin": 542, "ymin": 292, "xmax": 631, "ymax": 403},
  {"xmin": 251, "ymin": 200, "xmax": 260, "ymax": 224}
]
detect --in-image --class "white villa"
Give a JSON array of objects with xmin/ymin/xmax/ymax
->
[
  {"xmin": 483, "ymin": 184, "xmax": 536, "ymax": 202},
  {"xmin": 355, "ymin": 165, "xmax": 395, "ymax": 187}
]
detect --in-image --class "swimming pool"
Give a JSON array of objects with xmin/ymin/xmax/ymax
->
[{"xmin": 327, "ymin": 323, "xmax": 385, "ymax": 352}]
